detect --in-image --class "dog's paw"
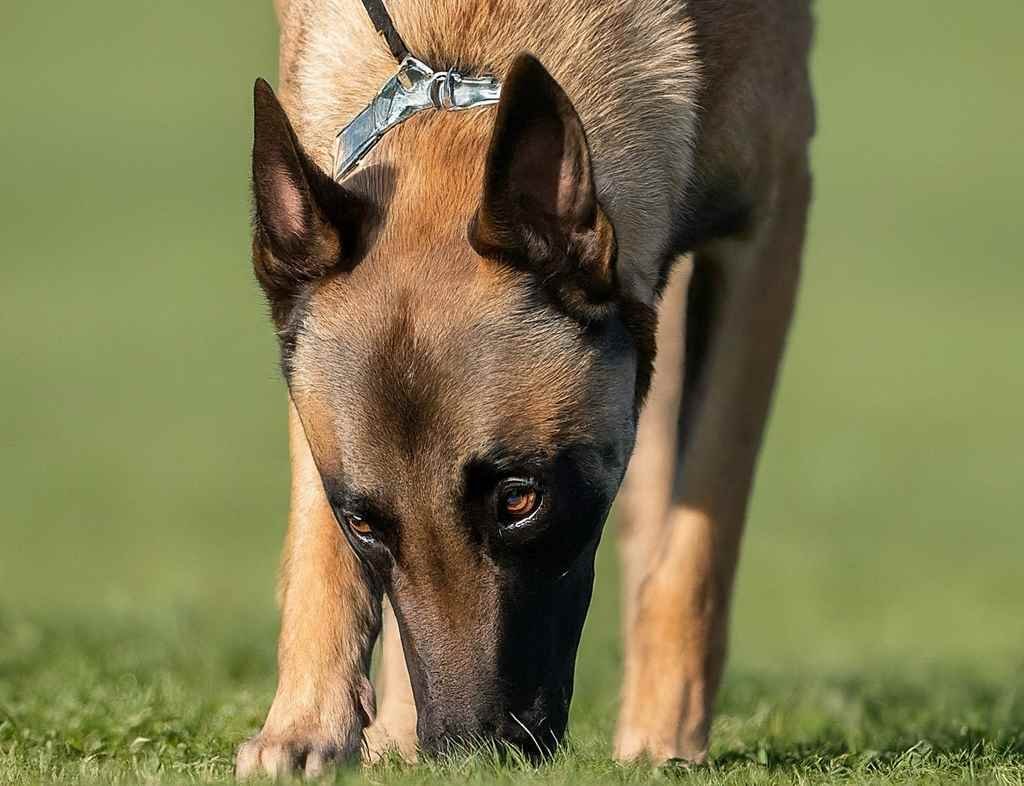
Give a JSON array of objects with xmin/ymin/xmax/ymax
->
[
  {"xmin": 613, "ymin": 727, "xmax": 709, "ymax": 766},
  {"xmin": 237, "ymin": 676, "xmax": 375, "ymax": 778},
  {"xmin": 235, "ymin": 731, "xmax": 357, "ymax": 779}
]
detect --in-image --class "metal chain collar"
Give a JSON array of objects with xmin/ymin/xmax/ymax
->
[{"xmin": 332, "ymin": 55, "xmax": 502, "ymax": 181}]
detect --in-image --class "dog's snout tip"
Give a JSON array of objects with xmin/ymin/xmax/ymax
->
[{"xmin": 417, "ymin": 713, "xmax": 561, "ymax": 760}]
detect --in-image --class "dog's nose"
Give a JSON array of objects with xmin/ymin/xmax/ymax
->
[{"xmin": 417, "ymin": 704, "xmax": 559, "ymax": 759}]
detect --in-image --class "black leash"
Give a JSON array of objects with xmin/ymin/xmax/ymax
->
[{"xmin": 360, "ymin": 0, "xmax": 410, "ymax": 63}]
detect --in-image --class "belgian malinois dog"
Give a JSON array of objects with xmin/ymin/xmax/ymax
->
[{"xmin": 236, "ymin": 0, "xmax": 814, "ymax": 777}]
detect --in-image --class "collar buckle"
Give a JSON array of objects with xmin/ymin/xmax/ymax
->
[{"xmin": 333, "ymin": 56, "xmax": 501, "ymax": 182}]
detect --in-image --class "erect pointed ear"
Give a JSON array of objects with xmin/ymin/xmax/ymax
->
[
  {"xmin": 251, "ymin": 78, "xmax": 369, "ymax": 324},
  {"xmin": 469, "ymin": 54, "xmax": 616, "ymax": 319}
]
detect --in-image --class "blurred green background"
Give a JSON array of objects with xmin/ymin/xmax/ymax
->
[{"xmin": 1, "ymin": 0, "xmax": 1022, "ymax": 782}]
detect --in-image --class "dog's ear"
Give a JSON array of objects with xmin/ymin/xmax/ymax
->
[
  {"xmin": 251, "ymin": 78, "xmax": 369, "ymax": 324},
  {"xmin": 470, "ymin": 54, "xmax": 616, "ymax": 319}
]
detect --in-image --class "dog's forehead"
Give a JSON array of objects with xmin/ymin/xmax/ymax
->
[{"xmin": 289, "ymin": 263, "xmax": 604, "ymax": 488}]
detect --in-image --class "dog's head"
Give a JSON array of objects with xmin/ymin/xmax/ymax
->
[{"xmin": 250, "ymin": 55, "xmax": 655, "ymax": 756}]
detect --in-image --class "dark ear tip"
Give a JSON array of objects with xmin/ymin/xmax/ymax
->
[
  {"xmin": 253, "ymin": 77, "xmax": 276, "ymax": 106},
  {"xmin": 504, "ymin": 52, "xmax": 570, "ymax": 111},
  {"xmin": 510, "ymin": 51, "xmax": 542, "ymax": 68},
  {"xmin": 507, "ymin": 51, "xmax": 548, "ymax": 83},
  {"xmin": 253, "ymin": 79, "xmax": 289, "ymax": 134}
]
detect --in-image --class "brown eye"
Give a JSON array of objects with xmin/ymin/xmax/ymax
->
[
  {"xmin": 345, "ymin": 514, "xmax": 373, "ymax": 537},
  {"xmin": 498, "ymin": 480, "xmax": 541, "ymax": 521}
]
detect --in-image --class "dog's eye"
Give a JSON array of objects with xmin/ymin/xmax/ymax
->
[
  {"xmin": 344, "ymin": 513, "xmax": 373, "ymax": 538},
  {"xmin": 497, "ymin": 479, "xmax": 542, "ymax": 522}
]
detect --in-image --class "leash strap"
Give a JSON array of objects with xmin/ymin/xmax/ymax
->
[{"xmin": 360, "ymin": 0, "xmax": 410, "ymax": 63}]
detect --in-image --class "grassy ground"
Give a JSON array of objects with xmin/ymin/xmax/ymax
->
[{"xmin": 1, "ymin": 1, "xmax": 1022, "ymax": 784}]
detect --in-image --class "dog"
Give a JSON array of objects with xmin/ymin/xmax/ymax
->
[{"xmin": 235, "ymin": 0, "xmax": 814, "ymax": 777}]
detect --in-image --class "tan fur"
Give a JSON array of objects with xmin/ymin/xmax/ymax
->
[
  {"xmin": 617, "ymin": 256, "xmax": 692, "ymax": 632},
  {"xmin": 363, "ymin": 601, "xmax": 418, "ymax": 760},
  {"xmin": 276, "ymin": 0, "xmax": 699, "ymax": 305},
  {"xmin": 235, "ymin": 401, "xmax": 381, "ymax": 778},
  {"xmin": 616, "ymin": 159, "xmax": 811, "ymax": 762},
  {"xmin": 612, "ymin": 0, "xmax": 814, "ymax": 758},
  {"xmin": 241, "ymin": 0, "xmax": 814, "ymax": 774},
  {"xmin": 288, "ymin": 231, "xmax": 631, "ymax": 463}
]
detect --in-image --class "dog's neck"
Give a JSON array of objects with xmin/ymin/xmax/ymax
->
[
  {"xmin": 341, "ymin": 108, "xmax": 492, "ymax": 253},
  {"xmin": 279, "ymin": 0, "xmax": 701, "ymax": 305}
]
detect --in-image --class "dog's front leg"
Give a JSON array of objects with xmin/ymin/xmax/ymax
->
[
  {"xmin": 616, "ymin": 162, "xmax": 810, "ymax": 764},
  {"xmin": 236, "ymin": 401, "xmax": 382, "ymax": 778}
]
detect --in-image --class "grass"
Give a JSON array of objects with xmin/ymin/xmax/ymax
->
[
  {"xmin": 1, "ymin": 609, "xmax": 1022, "ymax": 784},
  {"xmin": 1, "ymin": 0, "xmax": 1023, "ymax": 783}
]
